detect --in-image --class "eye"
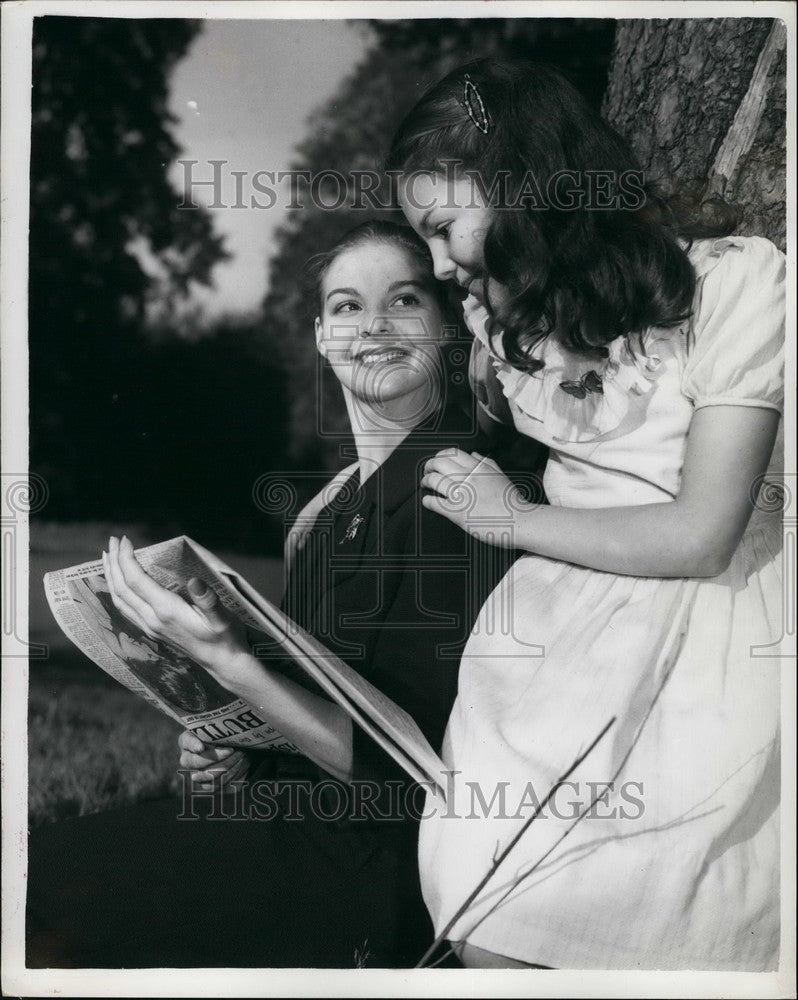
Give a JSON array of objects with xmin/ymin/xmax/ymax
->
[
  {"xmin": 332, "ymin": 300, "xmax": 361, "ymax": 314},
  {"xmin": 434, "ymin": 222, "xmax": 451, "ymax": 239},
  {"xmin": 392, "ymin": 293, "xmax": 421, "ymax": 307}
]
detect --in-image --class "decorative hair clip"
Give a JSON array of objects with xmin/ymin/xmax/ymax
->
[{"xmin": 461, "ymin": 74, "xmax": 491, "ymax": 134}]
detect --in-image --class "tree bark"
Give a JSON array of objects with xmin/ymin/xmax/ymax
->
[{"xmin": 603, "ymin": 18, "xmax": 786, "ymax": 249}]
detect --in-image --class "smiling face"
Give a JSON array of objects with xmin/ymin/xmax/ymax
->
[
  {"xmin": 314, "ymin": 240, "xmax": 445, "ymax": 408},
  {"xmin": 398, "ymin": 172, "xmax": 509, "ymax": 315}
]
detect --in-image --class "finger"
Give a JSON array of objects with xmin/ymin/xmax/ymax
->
[
  {"xmin": 425, "ymin": 454, "xmax": 480, "ymax": 476},
  {"xmin": 180, "ymin": 750, "xmax": 231, "ymax": 770},
  {"xmin": 284, "ymin": 530, "xmax": 298, "ymax": 560},
  {"xmin": 179, "ymin": 724, "xmax": 236, "ymax": 753},
  {"xmin": 423, "ymin": 457, "xmax": 459, "ymax": 477},
  {"xmin": 115, "ymin": 535, "xmax": 187, "ymax": 622},
  {"xmin": 190, "ymin": 769, "xmax": 217, "ymax": 785},
  {"xmin": 194, "ymin": 764, "xmax": 234, "ymax": 781},
  {"xmin": 179, "ymin": 730, "xmax": 207, "ymax": 753},
  {"xmin": 103, "ymin": 549, "xmax": 124, "ymax": 612},
  {"xmin": 421, "ymin": 470, "xmax": 466, "ymax": 498},
  {"xmin": 180, "ymin": 751, "xmax": 216, "ymax": 770},
  {"xmin": 186, "ymin": 578, "xmax": 229, "ymax": 634},
  {"xmin": 283, "ymin": 533, "xmax": 298, "ymax": 574},
  {"xmin": 290, "ymin": 523, "xmax": 311, "ymax": 556},
  {"xmin": 107, "ymin": 537, "xmax": 165, "ymax": 630},
  {"xmin": 104, "ymin": 548, "xmax": 160, "ymax": 638},
  {"xmin": 104, "ymin": 548, "xmax": 131, "ymax": 619},
  {"xmin": 428, "ymin": 452, "xmax": 472, "ymax": 471},
  {"xmin": 435, "ymin": 448, "xmax": 475, "ymax": 467}
]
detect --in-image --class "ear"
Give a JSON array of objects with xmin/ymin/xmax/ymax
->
[{"xmin": 314, "ymin": 317, "xmax": 327, "ymax": 357}]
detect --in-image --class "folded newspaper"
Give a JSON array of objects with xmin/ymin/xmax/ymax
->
[{"xmin": 44, "ymin": 536, "xmax": 447, "ymax": 792}]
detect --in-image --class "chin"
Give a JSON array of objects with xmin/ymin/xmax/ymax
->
[
  {"xmin": 355, "ymin": 359, "xmax": 430, "ymax": 394},
  {"xmin": 361, "ymin": 375, "xmax": 425, "ymax": 403}
]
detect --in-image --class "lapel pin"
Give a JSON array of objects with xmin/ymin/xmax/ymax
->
[{"xmin": 340, "ymin": 513, "xmax": 365, "ymax": 544}]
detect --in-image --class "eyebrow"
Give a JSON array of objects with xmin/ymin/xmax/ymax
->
[
  {"xmin": 326, "ymin": 279, "xmax": 428, "ymax": 302},
  {"xmin": 419, "ymin": 209, "xmax": 434, "ymax": 232},
  {"xmin": 325, "ymin": 287, "xmax": 360, "ymax": 302},
  {"xmin": 387, "ymin": 279, "xmax": 428, "ymax": 292}
]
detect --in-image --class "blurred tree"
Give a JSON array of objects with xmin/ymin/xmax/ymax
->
[
  {"xmin": 604, "ymin": 18, "xmax": 786, "ymax": 248},
  {"xmin": 29, "ymin": 17, "xmax": 232, "ymax": 524},
  {"xmin": 260, "ymin": 19, "xmax": 616, "ymax": 471},
  {"xmin": 133, "ymin": 315, "xmax": 287, "ymax": 554}
]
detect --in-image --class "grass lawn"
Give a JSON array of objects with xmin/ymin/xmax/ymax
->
[
  {"xmin": 28, "ymin": 656, "xmax": 183, "ymax": 827},
  {"xmin": 25, "ymin": 521, "xmax": 284, "ymax": 827}
]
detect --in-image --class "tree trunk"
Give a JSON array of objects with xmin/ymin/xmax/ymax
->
[{"xmin": 603, "ymin": 18, "xmax": 786, "ymax": 249}]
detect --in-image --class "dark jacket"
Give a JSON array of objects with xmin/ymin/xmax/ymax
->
[{"xmin": 282, "ymin": 404, "xmax": 518, "ymax": 787}]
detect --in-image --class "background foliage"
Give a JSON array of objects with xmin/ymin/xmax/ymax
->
[{"xmin": 29, "ymin": 17, "xmax": 285, "ymax": 552}]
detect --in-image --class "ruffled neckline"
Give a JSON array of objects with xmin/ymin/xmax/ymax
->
[
  {"xmin": 464, "ymin": 296, "xmax": 674, "ymax": 444},
  {"xmin": 462, "ymin": 237, "xmax": 744, "ymax": 445}
]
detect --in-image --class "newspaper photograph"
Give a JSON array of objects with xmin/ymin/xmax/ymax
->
[{"xmin": 44, "ymin": 540, "xmax": 299, "ymax": 751}]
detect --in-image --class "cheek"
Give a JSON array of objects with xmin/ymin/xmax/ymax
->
[
  {"xmin": 471, "ymin": 226, "xmax": 489, "ymax": 258},
  {"xmin": 452, "ymin": 229, "xmax": 482, "ymax": 266},
  {"xmin": 320, "ymin": 321, "xmax": 358, "ymax": 353},
  {"xmin": 464, "ymin": 216, "xmax": 490, "ymax": 257},
  {"xmin": 416, "ymin": 314, "xmax": 445, "ymax": 347}
]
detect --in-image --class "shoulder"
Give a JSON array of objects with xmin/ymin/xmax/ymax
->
[
  {"xmin": 688, "ymin": 235, "xmax": 785, "ymax": 342},
  {"xmin": 688, "ymin": 235, "xmax": 784, "ymax": 284},
  {"xmin": 682, "ymin": 237, "xmax": 784, "ymax": 411}
]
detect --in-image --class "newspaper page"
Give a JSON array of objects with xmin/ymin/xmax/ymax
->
[
  {"xmin": 43, "ymin": 539, "xmax": 299, "ymax": 752},
  {"xmin": 45, "ymin": 535, "xmax": 447, "ymax": 790},
  {"xmin": 193, "ymin": 540, "xmax": 448, "ymax": 791}
]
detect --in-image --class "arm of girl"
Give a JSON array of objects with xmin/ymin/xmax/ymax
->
[
  {"xmin": 105, "ymin": 536, "xmax": 354, "ymax": 780},
  {"xmin": 423, "ymin": 403, "xmax": 779, "ymax": 578}
]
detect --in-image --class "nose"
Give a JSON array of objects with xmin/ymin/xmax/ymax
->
[
  {"xmin": 367, "ymin": 313, "xmax": 395, "ymax": 337},
  {"xmin": 428, "ymin": 242, "xmax": 456, "ymax": 282}
]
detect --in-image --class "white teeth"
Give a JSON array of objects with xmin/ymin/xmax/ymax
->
[{"xmin": 358, "ymin": 351, "xmax": 405, "ymax": 366}]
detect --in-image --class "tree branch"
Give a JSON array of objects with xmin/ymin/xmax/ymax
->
[
  {"xmin": 710, "ymin": 20, "xmax": 787, "ymax": 196},
  {"xmin": 415, "ymin": 716, "xmax": 615, "ymax": 969}
]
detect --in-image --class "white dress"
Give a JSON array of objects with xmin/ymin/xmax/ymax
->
[{"xmin": 418, "ymin": 236, "xmax": 785, "ymax": 970}]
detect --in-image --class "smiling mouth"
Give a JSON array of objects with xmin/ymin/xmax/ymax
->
[
  {"xmin": 354, "ymin": 347, "xmax": 412, "ymax": 367},
  {"xmin": 458, "ymin": 275, "xmax": 482, "ymax": 298}
]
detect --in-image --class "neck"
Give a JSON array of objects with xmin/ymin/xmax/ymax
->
[{"xmin": 342, "ymin": 382, "xmax": 439, "ymax": 484}]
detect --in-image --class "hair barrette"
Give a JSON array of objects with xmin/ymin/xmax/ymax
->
[{"xmin": 461, "ymin": 74, "xmax": 491, "ymax": 134}]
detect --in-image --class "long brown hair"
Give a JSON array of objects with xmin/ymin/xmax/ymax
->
[{"xmin": 387, "ymin": 59, "xmax": 738, "ymax": 371}]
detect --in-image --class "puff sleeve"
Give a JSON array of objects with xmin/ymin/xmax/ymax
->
[{"xmin": 682, "ymin": 236, "xmax": 785, "ymax": 413}]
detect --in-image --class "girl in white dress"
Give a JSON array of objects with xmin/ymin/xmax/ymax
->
[{"xmin": 389, "ymin": 59, "xmax": 785, "ymax": 970}]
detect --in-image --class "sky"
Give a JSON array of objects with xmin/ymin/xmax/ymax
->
[{"xmin": 167, "ymin": 19, "xmax": 372, "ymax": 319}]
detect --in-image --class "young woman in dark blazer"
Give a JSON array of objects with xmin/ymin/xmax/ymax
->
[{"xmin": 27, "ymin": 222, "xmax": 543, "ymax": 968}]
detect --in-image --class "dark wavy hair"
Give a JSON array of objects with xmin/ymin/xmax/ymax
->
[
  {"xmin": 386, "ymin": 59, "xmax": 738, "ymax": 372},
  {"xmin": 305, "ymin": 219, "xmax": 472, "ymax": 411}
]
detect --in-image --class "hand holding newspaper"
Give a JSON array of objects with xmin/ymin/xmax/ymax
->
[{"xmin": 44, "ymin": 536, "xmax": 447, "ymax": 793}]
